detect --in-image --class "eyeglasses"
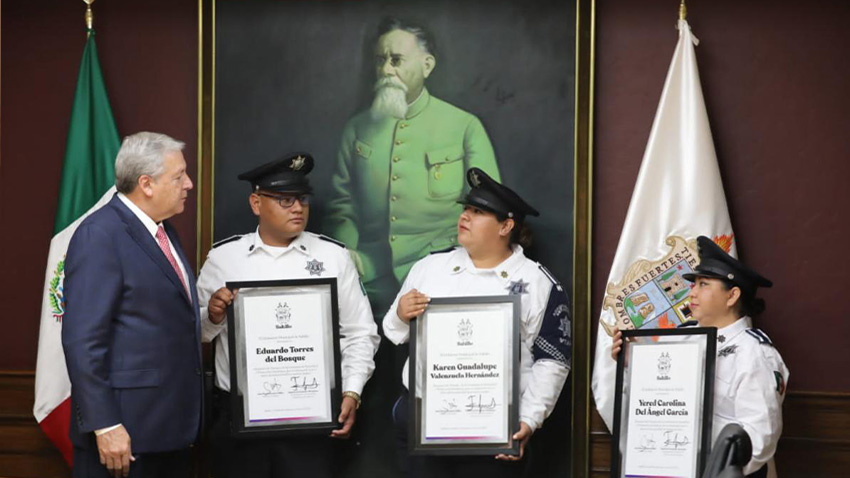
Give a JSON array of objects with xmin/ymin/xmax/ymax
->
[{"xmin": 257, "ymin": 192, "xmax": 311, "ymax": 209}]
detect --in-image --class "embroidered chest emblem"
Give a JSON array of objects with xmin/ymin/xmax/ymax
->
[
  {"xmin": 305, "ymin": 259, "xmax": 325, "ymax": 276},
  {"xmin": 718, "ymin": 335, "xmax": 727, "ymax": 343},
  {"xmin": 507, "ymin": 279, "xmax": 529, "ymax": 296},
  {"xmin": 718, "ymin": 344, "xmax": 738, "ymax": 357}
]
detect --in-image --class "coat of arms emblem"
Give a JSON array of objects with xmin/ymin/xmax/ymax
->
[
  {"xmin": 275, "ymin": 302, "xmax": 292, "ymax": 329},
  {"xmin": 457, "ymin": 319, "xmax": 473, "ymax": 346},
  {"xmin": 601, "ymin": 235, "xmax": 734, "ymax": 336},
  {"xmin": 657, "ymin": 352, "xmax": 672, "ymax": 380}
]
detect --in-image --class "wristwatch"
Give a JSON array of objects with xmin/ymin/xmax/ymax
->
[{"xmin": 342, "ymin": 391, "xmax": 361, "ymax": 409}]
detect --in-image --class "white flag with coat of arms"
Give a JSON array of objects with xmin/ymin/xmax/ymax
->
[{"xmin": 591, "ymin": 19, "xmax": 737, "ymax": 431}]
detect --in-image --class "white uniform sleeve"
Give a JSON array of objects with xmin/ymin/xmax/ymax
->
[
  {"xmin": 381, "ymin": 258, "xmax": 427, "ymax": 346},
  {"xmin": 196, "ymin": 251, "xmax": 227, "ymax": 343},
  {"xmin": 736, "ymin": 347, "xmax": 787, "ymax": 475},
  {"xmin": 337, "ymin": 249, "xmax": 380, "ymax": 395},
  {"xmin": 520, "ymin": 279, "xmax": 572, "ymax": 432}
]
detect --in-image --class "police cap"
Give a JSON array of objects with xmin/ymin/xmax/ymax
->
[
  {"xmin": 459, "ymin": 168, "xmax": 539, "ymax": 221},
  {"xmin": 682, "ymin": 236, "xmax": 772, "ymax": 296},
  {"xmin": 237, "ymin": 152, "xmax": 314, "ymax": 193}
]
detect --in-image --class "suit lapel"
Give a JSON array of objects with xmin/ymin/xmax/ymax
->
[{"xmin": 110, "ymin": 197, "xmax": 193, "ymax": 306}]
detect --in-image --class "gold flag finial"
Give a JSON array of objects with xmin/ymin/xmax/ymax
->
[
  {"xmin": 84, "ymin": 0, "xmax": 95, "ymax": 32},
  {"xmin": 679, "ymin": 0, "xmax": 687, "ymax": 21}
]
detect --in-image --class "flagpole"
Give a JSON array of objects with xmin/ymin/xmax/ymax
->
[
  {"xmin": 679, "ymin": 0, "xmax": 687, "ymax": 21},
  {"xmin": 84, "ymin": 0, "xmax": 94, "ymax": 36}
]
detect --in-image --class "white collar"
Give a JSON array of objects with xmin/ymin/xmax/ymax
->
[
  {"xmin": 448, "ymin": 245, "xmax": 527, "ymax": 284},
  {"xmin": 248, "ymin": 228, "xmax": 311, "ymax": 257},
  {"xmin": 117, "ymin": 192, "xmax": 160, "ymax": 237}
]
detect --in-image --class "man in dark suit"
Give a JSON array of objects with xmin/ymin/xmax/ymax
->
[{"xmin": 62, "ymin": 132, "xmax": 201, "ymax": 478}]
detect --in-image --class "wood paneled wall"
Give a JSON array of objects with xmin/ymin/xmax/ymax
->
[
  {"xmin": 1, "ymin": 371, "xmax": 847, "ymax": 477},
  {"xmin": 0, "ymin": 372, "xmax": 68, "ymax": 477},
  {"xmin": 590, "ymin": 392, "xmax": 850, "ymax": 478}
]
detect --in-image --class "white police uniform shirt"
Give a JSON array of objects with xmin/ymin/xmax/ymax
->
[
  {"xmin": 198, "ymin": 230, "xmax": 380, "ymax": 395},
  {"xmin": 714, "ymin": 317, "xmax": 788, "ymax": 477},
  {"xmin": 382, "ymin": 245, "xmax": 572, "ymax": 432}
]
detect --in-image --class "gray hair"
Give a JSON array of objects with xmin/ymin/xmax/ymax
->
[
  {"xmin": 114, "ymin": 132, "xmax": 185, "ymax": 193},
  {"xmin": 377, "ymin": 17, "xmax": 437, "ymax": 57}
]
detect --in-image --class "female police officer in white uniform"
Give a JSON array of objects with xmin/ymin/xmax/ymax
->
[
  {"xmin": 382, "ymin": 168, "xmax": 572, "ymax": 477},
  {"xmin": 613, "ymin": 236, "xmax": 788, "ymax": 478}
]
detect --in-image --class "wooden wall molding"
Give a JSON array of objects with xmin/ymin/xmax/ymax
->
[
  {"xmin": 0, "ymin": 371, "xmax": 69, "ymax": 478},
  {"xmin": 590, "ymin": 390, "xmax": 850, "ymax": 478},
  {"xmin": 3, "ymin": 373, "xmax": 849, "ymax": 477}
]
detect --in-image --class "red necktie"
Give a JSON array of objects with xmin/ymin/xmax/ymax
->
[{"xmin": 155, "ymin": 225, "xmax": 189, "ymax": 297}]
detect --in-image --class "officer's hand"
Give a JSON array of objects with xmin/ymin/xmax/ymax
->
[
  {"xmin": 495, "ymin": 421, "xmax": 533, "ymax": 461},
  {"xmin": 612, "ymin": 329, "xmax": 629, "ymax": 361},
  {"xmin": 397, "ymin": 289, "xmax": 430, "ymax": 323},
  {"xmin": 208, "ymin": 287, "xmax": 236, "ymax": 325},
  {"xmin": 95, "ymin": 425, "xmax": 135, "ymax": 478},
  {"xmin": 330, "ymin": 396, "xmax": 358, "ymax": 439}
]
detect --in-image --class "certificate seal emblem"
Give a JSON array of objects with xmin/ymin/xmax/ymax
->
[
  {"xmin": 657, "ymin": 352, "xmax": 672, "ymax": 380},
  {"xmin": 275, "ymin": 302, "xmax": 293, "ymax": 329},
  {"xmin": 457, "ymin": 319, "xmax": 473, "ymax": 346},
  {"xmin": 305, "ymin": 258, "xmax": 325, "ymax": 276}
]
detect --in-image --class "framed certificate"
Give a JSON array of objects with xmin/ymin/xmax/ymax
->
[
  {"xmin": 225, "ymin": 278, "xmax": 342, "ymax": 438},
  {"xmin": 408, "ymin": 295, "xmax": 520, "ymax": 455},
  {"xmin": 611, "ymin": 327, "xmax": 717, "ymax": 478}
]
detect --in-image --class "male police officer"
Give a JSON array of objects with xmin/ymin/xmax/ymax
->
[
  {"xmin": 325, "ymin": 17, "xmax": 501, "ymax": 313},
  {"xmin": 197, "ymin": 153, "xmax": 380, "ymax": 477}
]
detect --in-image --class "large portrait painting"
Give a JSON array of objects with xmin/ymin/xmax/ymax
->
[{"xmin": 199, "ymin": 0, "xmax": 593, "ymax": 476}]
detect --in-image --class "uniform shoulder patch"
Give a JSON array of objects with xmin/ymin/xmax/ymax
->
[
  {"xmin": 317, "ymin": 234, "xmax": 347, "ymax": 249},
  {"xmin": 746, "ymin": 328, "xmax": 774, "ymax": 346},
  {"xmin": 537, "ymin": 264, "xmax": 563, "ymax": 291},
  {"xmin": 677, "ymin": 320, "xmax": 699, "ymax": 328},
  {"xmin": 212, "ymin": 234, "xmax": 242, "ymax": 249},
  {"xmin": 429, "ymin": 246, "xmax": 456, "ymax": 255}
]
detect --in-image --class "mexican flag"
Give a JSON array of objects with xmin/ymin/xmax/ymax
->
[
  {"xmin": 33, "ymin": 30, "xmax": 120, "ymax": 465},
  {"xmin": 591, "ymin": 19, "xmax": 736, "ymax": 432}
]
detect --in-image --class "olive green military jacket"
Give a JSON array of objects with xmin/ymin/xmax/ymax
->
[{"xmin": 325, "ymin": 89, "xmax": 501, "ymax": 292}]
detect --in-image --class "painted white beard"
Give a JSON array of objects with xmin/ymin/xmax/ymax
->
[{"xmin": 370, "ymin": 77, "xmax": 409, "ymax": 120}]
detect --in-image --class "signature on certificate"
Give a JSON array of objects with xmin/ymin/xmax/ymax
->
[
  {"xmin": 260, "ymin": 378, "xmax": 283, "ymax": 396},
  {"xmin": 436, "ymin": 398, "xmax": 460, "ymax": 414},
  {"xmin": 290, "ymin": 376, "xmax": 320, "ymax": 392},
  {"xmin": 465, "ymin": 394, "xmax": 498, "ymax": 413},
  {"xmin": 635, "ymin": 434, "xmax": 656, "ymax": 452},
  {"xmin": 661, "ymin": 431, "xmax": 690, "ymax": 450}
]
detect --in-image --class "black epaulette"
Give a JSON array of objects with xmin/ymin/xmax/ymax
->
[
  {"xmin": 538, "ymin": 264, "xmax": 561, "ymax": 286},
  {"xmin": 212, "ymin": 234, "xmax": 242, "ymax": 249},
  {"xmin": 746, "ymin": 328, "xmax": 774, "ymax": 346},
  {"xmin": 678, "ymin": 320, "xmax": 699, "ymax": 328},
  {"xmin": 429, "ymin": 246, "xmax": 456, "ymax": 255},
  {"xmin": 317, "ymin": 234, "xmax": 347, "ymax": 249}
]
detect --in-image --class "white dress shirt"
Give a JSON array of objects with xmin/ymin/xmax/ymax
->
[
  {"xmin": 197, "ymin": 230, "xmax": 380, "ymax": 396},
  {"xmin": 382, "ymin": 246, "xmax": 572, "ymax": 432}
]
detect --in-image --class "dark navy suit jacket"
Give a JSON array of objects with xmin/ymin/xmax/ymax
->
[{"xmin": 61, "ymin": 195, "xmax": 203, "ymax": 453}]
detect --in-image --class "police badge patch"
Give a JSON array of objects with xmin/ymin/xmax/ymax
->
[
  {"xmin": 305, "ymin": 259, "xmax": 325, "ymax": 276},
  {"xmin": 507, "ymin": 279, "xmax": 529, "ymax": 295}
]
